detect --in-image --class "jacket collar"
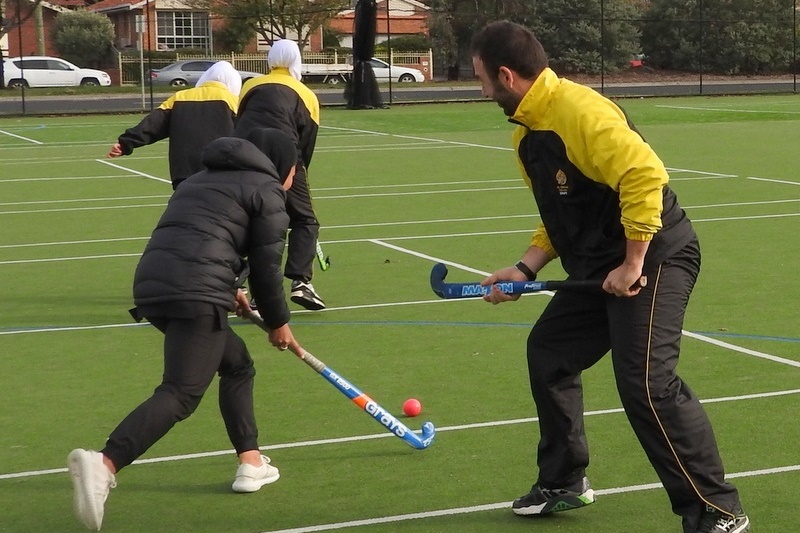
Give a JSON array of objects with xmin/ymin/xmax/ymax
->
[{"xmin": 509, "ymin": 68, "xmax": 560, "ymax": 129}]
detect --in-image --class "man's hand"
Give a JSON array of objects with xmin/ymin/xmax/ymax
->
[
  {"xmin": 481, "ymin": 265, "xmax": 528, "ymax": 305},
  {"xmin": 603, "ymin": 264, "xmax": 646, "ymax": 297}
]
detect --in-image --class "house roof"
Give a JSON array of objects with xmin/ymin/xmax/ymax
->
[
  {"xmin": 86, "ymin": 0, "xmax": 146, "ymax": 13},
  {"xmin": 32, "ymin": 0, "xmax": 71, "ymax": 13}
]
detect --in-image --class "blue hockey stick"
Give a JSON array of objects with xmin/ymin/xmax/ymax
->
[
  {"xmin": 430, "ymin": 262, "xmax": 611, "ymax": 299},
  {"xmin": 246, "ymin": 311, "xmax": 435, "ymax": 450}
]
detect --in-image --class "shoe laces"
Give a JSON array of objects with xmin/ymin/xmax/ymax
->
[{"xmin": 697, "ymin": 507, "xmax": 742, "ymax": 533}]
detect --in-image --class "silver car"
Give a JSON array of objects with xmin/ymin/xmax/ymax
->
[{"xmin": 149, "ymin": 60, "xmax": 263, "ymax": 88}]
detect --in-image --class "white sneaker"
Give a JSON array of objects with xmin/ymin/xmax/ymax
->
[
  {"xmin": 67, "ymin": 449, "xmax": 117, "ymax": 531},
  {"xmin": 231, "ymin": 455, "xmax": 280, "ymax": 493}
]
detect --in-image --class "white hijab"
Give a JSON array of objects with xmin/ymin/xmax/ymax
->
[
  {"xmin": 268, "ymin": 39, "xmax": 302, "ymax": 81},
  {"xmin": 196, "ymin": 60, "xmax": 242, "ymax": 97}
]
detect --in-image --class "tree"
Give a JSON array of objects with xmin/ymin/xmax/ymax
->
[
  {"xmin": 0, "ymin": 0, "xmax": 46, "ymax": 88},
  {"xmin": 641, "ymin": 0, "xmax": 797, "ymax": 74},
  {"xmin": 427, "ymin": 0, "xmax": 526, "ymax": 79},
  {"xmin": 52, "ymin": 10, "xmax": 114, "ymax": 68},
  {"xmin": 523, "ymin": 0, "xmax": 642, "ymax": 74},
  {"xmin": 191, "ymin": 0, "xmax": 351, "ymax": 51}
]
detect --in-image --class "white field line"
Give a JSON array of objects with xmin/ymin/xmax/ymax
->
[
  {"xmin": 370, "ymin": 239, "xmax": 490, "ymax": 277},
  {"xmin": 668, "ymin": 167, "xmax": 738, "ymax": 177},
  {"xmin": 655, "ymin": 104, "xmax": 800, "ymax": 114},
  {"xmin": 0, "ymin": 129, "xmax": 43, "ymax": 144},
  {"xmin": 0, "ymin": 174, "xmax": 129, "ymax": 183},
  {"xmin": 0, "ymin": 154, "xmax": 164, "ymax": 165},
  {"xmin": 6, "ymin": 193, "xmax": 799, "ymax": 213},
  {"xmin": 683, "ymin": 330, "xmax": 800, "ymax": 368},
  {"xmin": 0, "ymin": 140, "xmax": 122, "ymax": 149},
  {"xmin": 0, "ymin": 203, "xmax": 166, "ymax": 216},
  {"xmin": 256, "ymin": 465, "xmax": 799, "ymax": 533},
  {"xmin": 369, "ymin": 240, "xmax": 800, "ymax": 369},
  {"xmin": 748, "ymin": 176, "xmax": 800, "ymax": 186},
  {"xmin": 5, "ymin": 205, "xmax": 800, "ymax": 261},
  {"xmin": 321, "ymin": 124, "xmax": 514, "ymax": 151},
  {"xmin": 95, "ymin": 158, "xmax": 171, "ymax": 184},
  {"xmin": 0, "ymin": 194, "xmax": 169, "ymax": 207},
  {"xmin": 2, "ymin": 387, "xmax": 798, "ymax": 482},
  {"xmin": 0, "ymin": 236, "xmax": 148, "ymax": 249},
  {"xmin": 7, "ymin": 181, "xmax": 796, "ymax": 217}
]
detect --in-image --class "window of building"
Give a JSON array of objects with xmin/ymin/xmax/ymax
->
[{"xmin": 156, "ymin": 11, "xmax": 210, "ymax": 51}]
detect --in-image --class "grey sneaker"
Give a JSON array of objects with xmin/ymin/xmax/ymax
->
[
  {"xmin": 67, "ymin": 449, "xmax": 117, "ymax": 531},
  {"xmin": 290, "ymin": 280, "xmax": 326, "ymax": 310},
  {"xmin": 697, "ymin": 505, "xmax": 751, "ymax": 533},
  {"xmin": 231, "ymin": 455, "xmax": 280, "ymax": 493},
  {"xmin": 512, "ymin": 476, "xmax": 595, "ymax": 516}
]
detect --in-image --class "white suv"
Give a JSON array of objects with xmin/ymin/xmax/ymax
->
[{"xmin": 4, "ymin": 56, "xmax": 111, "ymax": 88}]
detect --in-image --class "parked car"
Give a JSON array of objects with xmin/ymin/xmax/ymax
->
[
  {"xmin": 149, "ymin": 60, "xmax": 263, "ymax": 88},
  {"xmin": 367, "ymin": 58, "xmax": 425, "ymax": 83},
  {"xmin": 3, "ymin": 56, "xmax": 111, "ymax": 88}
]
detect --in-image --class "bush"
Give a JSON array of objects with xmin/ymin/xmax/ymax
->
[{"xmin": 53, "ymin": 11, "xmax": 114, "ymax": 68}]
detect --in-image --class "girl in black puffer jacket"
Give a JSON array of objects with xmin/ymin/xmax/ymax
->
[{"xmin": 67, "ymin": 129, "xmax": 303, "ymax": 531}]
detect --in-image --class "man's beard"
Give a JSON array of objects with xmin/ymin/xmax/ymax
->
[{"xmin": 493, "ymin": 81, "xmax": 522, "ymax": 117}]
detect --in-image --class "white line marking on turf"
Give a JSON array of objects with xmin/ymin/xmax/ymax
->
[
  {"xmin": 748, "ymin": 176, "xmax": 800, "ymax": 186},
  {"xmin": 255, "ymin": 463, "xmax": 800, "ymax": 533},
  {"xmin": 95, "ymin": 159, "xmax": 171, "ymax": 184},
  {"xmin": 322, "ymin": 125, "xmax": 513, "ymax": 151},
  {"xmin": 0, "ymin": 203, "xmax": 165, "ymax": 216},
  {"xmin": 0, "ymin": 129, "xmax": 43, "ymax": 144},
  {"xmin": 2, "ymin": 388, "xmax": 798, "ymax": 481},
  {"xmin": 655, "ymin": 104, "xmax": 800, "ymax": 114},
  {"xmin": 369, "ymin": 239, "xmax": 490, "ymax": 277},
  {"xmin": 0, "ymin": 175, "xmax": 129, "ymax": 183},
  {"xmin": 0, "ymin": 194, "xmax": 169, "ymax": 207},
  {"xmin": 683, "ymin": 330, "xmax": 800, "ymax": 368},
  {"xmin": 0, "ymin": 252, "xmax": 141, "ymax": 265}
]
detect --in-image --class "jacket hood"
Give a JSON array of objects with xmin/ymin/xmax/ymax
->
[{"xmin": 201, "ymin": 137, "xmax": 278, "ymax": 176}]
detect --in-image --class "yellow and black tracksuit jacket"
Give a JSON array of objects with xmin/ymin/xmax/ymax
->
[
  {"xmin": 118, "ymin": 81, "xmax": 237, "ymax": 189},
  {"xmin": 235, "ymin": 67, "xmax": 320, "ymax": 168},
  {"xmin": 511, "ymin": 68, "xmax": 694, "ymax": 279}
]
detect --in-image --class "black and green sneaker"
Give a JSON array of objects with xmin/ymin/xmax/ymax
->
[
  {"xmin": 697, "ymin": 505, "xmax": 751, "ymax": 533},
  {"xmin": 512, "ymin": 476, "xmax": 595, "ymax": 516}
]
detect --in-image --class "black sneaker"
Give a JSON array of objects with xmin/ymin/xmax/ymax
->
[
  {"xmin": 512, "ymin": 476, "xmax": 595, "ymax": 516},
  {"xmin": 249, "ymin": 298, "xmax": 258, "ymax": 311},
  {"xmin": 290, "ymin": 280, "xmax": 326, "ymax": 311},
  {"xmin": 697, "ymin": 505, "xmax": 751, "ymax": 533}
]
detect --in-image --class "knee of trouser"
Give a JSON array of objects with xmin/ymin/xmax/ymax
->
[
  {"xmin": 223, "ymin": 361, "xmax": 256, "ymax": 380},
  {"xmin": 155, "ymin": 383, "xmax": 204, "ymax": 420}
]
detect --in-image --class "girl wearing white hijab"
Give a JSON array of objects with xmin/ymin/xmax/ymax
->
[
  {"xmin": 108, "ymin": 61, "xmax": 241, "ymax": 189},
  {"xmin": 267, "ymin": 39, "xmax": 303, "ymax": 81},
  {"xmin": 196, "ymin": 60, "xmax": 243, "ymax": 97},
  {"xmin": 235, "ymin": 41, "xmax": 327, "ymax": 312}
]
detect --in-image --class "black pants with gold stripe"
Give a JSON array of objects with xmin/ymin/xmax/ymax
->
[
  {"xmin": 526, "ymin": 238, "xmax": 741, "ymax": 531},
  {"xmin": 284, "ymin": 163, "xmax": 320, "ymax": 283}
]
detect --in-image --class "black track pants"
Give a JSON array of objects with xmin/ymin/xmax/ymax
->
[
  {"xmin": 102, "ymin": 314, "xmax": 258, "ymax": 471},
  {"xmin": 526, "ymin": 239, "xmax": 740, "ymax": 530},
  {"xmin": 284, "ymin": 164, "xmax": 320, "ymax": 283}
]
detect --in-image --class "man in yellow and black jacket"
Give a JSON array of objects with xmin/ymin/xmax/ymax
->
[
  {"xmin": 471, "ymin": 21, "xmax": 749, "ymax": 533},
  {"xmin": 108, "ymin": 61, "xmax": 241, "ymax": 190},
  {"xmin": 235, "ymin": 39, "xmax": 326, "ymax": 311}
]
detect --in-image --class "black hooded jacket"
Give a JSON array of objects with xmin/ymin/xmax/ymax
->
[{"xmin": 132, "ymin": 137, "xmax": 291, "ymax": 329}]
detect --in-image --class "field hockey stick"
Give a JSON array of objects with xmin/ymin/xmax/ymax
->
[
  {"xmin": 315, "ymin": 240, "xmax": 330, "ymax": 271},
  {"xmin": 430, "ymin": 263, "xmax": 645, "ymax": 299},
  {"xmin": 245, "ymin": 311, "xmax": 435, "ymax": 450}
]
